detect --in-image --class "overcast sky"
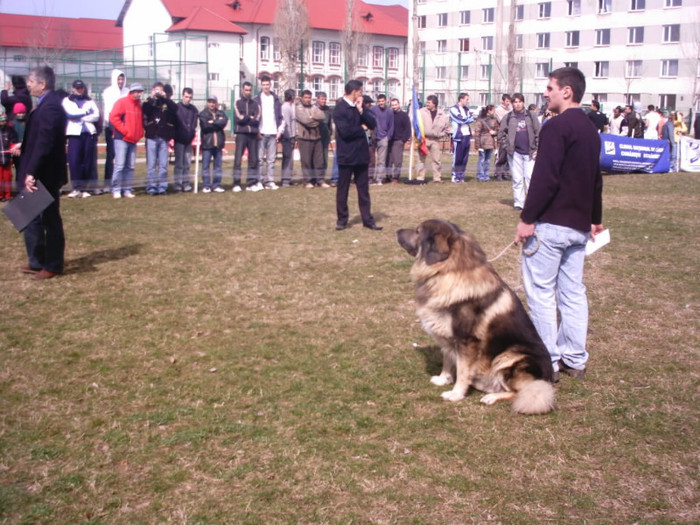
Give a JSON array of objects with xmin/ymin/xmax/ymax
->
[{"xmin": 1, "ymin": 0, "xmax": 407, "ymax": 19}]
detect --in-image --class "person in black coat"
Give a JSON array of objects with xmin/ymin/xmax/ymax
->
[
  {"xmin": 1, "ymin": 75, "xmax": 33, "ymax": 119},
  {"xmin": 333, "ymin": 80, "xmax": 381, "ymax": 231},
  {"xmin": 17, "ymin": 66, "xmax": 67, "ymax": 279},
  {"xmin": 387, "ymin": 98, "xmax": 411, "ymax": 182}
]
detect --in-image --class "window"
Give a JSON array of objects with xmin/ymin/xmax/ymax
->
[
  {"xmin": 438, "ymin": 13, "xmax": 448, "ymax": 27},
  {"xmin": 480, "ymin": 64, "xmax": 491, "ymax": 80},
  {"xmin": 536, "ymin": 62, "xmax": 550, "ymax": 78},
  {"xmin": 596, "ymin": 28, "xmax": 611, "ymax": 46},
  {"xmin": 387, "ymin": 47, "xmax": 399, "ymax": 69},
  {"xmin": 260, "ymin": 36, "xmax": 270, "ymax": 60},
  {"xmin": 12, "ymin": 54, "xmax": 25, "ymax": 62},
  {"xmin": 566, "ymin": 31, "xmax": 580, "ymax": 47},
  {"xmin": 663, "ymin": 25, "xmax": 680, "ymax": 43},
  {"xmin": 594, "ymin": 61, "xmax": 609, "ymax": 78},
  {"xmin": 565, "ymin": 61, "xmax": 579, "ymax": 68},
  {"xmin": 626, "ymin": 93, "xmax": 640, "ymax": 105},
  {"xmin": 515, "ymin": 34, "xmax": 523, "ymax": 49},
  {"xmin": 598, "ymin": 0, "xmax": 611, "ymax": 13},
  {"xmin": 483, "ymin": 8, "xmax": 494, "ymax": 23},
  {"xmin": 372, "ymin": 78, "xmax": 384, "ymax": 95},
  {"xmin": 481, "ymin": 36, "xmax": 494, "ymax": 51},
  {"xmin": 479, "ymin": 93, "xmax": 489, "ymax": 106},
  {"xmin": 538, "ymin": 2, "xmax": 551, "ymax": 18},
  {"xmin": 630, "ymin": 0, "xmax": 645, "ymax": 10},
  {"xmin": 208, "ymin": 42, "xmax": 220, "ymax": 48},
  {"xmin": 460, "ymin": 65, "xmax": 469, "ymax": 78},
  {"xmin": 665, "ymin": 0, "xmax": 681, "ymax": 6},
  {"xmin": 625, "ymin": 60, "xmax": 642, "ymax": 78},
  {"xmin": 460, "ymin": 10, "xmax": 470, "ymax": 25},
  {"xmin": 328, "ymin": 77, "xmax": 341, "ymax": 100},
  {"xmin": 537, "ymin": 33, "xmax": 550, "ymax": 49},
  {"xmin": 417, "ymin": 15, "xmax": 426, "ymax": 29},
  {"xmin": 437, "ymin": 40, "xmax": 447, "ymax": 53},
  {"xmin": 372, "ymin": 46, "xmax": 384, "ymax": 67},
  {"xmin": 593, "ymin": 93, "xmax": 608, "ymax": 103},
  {"xmin": 460, "ymin": 38, "xmax": 470, "ymax": 52},
  {"xmin": 567, "ymin": 0, "xmax": 581, "ymax": 15},
  {"xmin": 312, "ymin": 76, "xmax": 323, "ymax": 93},
  {"xmin": 312, "ymin": 41, "xmax": 325, "ymax": 63},
  {"xmin": 516, "ymin": 5, "xmax": 524, "ymax": 20},
  {"xmin": 358, "ymin": 45, "xmax": 368, "ymax": 67},
  {"xmin": 208, "ymin": 72, "xmax": 220, "ymax": 81},
  {"xmin": 628, "ymin": 27, "xmax": 644, "ymax": 45},
  {"xmin": 329, "ymin": 42, "xmax": 341, "ymax": 66},
  {"xmin": 436, "ymin": 66, "xmax": 446, "ymax": 80},
  {"xmin": 273, "ymin": 38, "xmax": 281, "ymax": 61},
  {"xmin": 659, "ymin": 94, "xmax": 676, "ymax": 109},
  {"xmin": 387, "ymin": 79, "xmax": 399, "ymax": 97},
  {"xmin": 661, "ymin": 59, "xmax": 679, "ymax": 77},
  {"xmin": 436, "ymin": 93, "xmax": 446, "ymax": 107}
]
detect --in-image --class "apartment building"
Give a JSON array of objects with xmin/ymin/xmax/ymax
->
[{"xmin": 410, "ymin": 0, "xmax": 699, "ymax": 112}]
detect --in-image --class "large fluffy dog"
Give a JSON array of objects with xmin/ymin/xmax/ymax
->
[{"xmin": 397, "ymin": 219, "xmax": 555, "ymax": 414}]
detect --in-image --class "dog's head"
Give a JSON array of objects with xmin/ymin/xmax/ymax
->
[{"xmin": 397, "ymin": 220, "xmax": 465, "ymax": 265}]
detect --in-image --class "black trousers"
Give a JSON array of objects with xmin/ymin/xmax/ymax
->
[
  {"xmin": 336, "ymin": 163, "xmax": 374, "ymax": 227},
  {"xmin": 233, "ymin": 133, "xmax": 259, "ymax": 186},
  {"xmin": 24, "ymin": 190, "xmax": 65, "ymax": 273}
]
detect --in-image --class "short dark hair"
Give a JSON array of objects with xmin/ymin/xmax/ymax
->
[
  {"xmin": 284, "ymin": 89, "xmax": 295, "ymax": 102},
  {"xmin": 426, "ymin": 94, "xmax": 438, "ymax": 106},
  {"xmin": 548, "ymin": 67, "xmax": 586, "ymax": 104},
  {"xmin": 591, "ymin": 100, "xmax": 600, "ymax": 110},
  {"xmin": 345, "ymin": 79, "xmax": 363, "ymax": 95},
  {"xmin": 390, "ymin": 98, "xmax": 400, "ymax": 104},
  {"xmin": 512, "ymin": 93, "xmax": 525, "ymax": 103},
  {"xmin": 376, "ymin": 94, "xmax": 386, "ymax": 100},
  {"xmin": 301, "ymin": 89, "xmax": 312, "ymax": 97},
  {"xmin": 458, "ymin": 93, "xmax": 469, "ymax": 102},
  {"xmin": 260, "ymin": 75, "xmax": 272, "ymax": 84},
  {"xmin": 242, "ymin": 81, "xmax": 253, "ymax": 89},
  {"xmin": 502, "ymin": 93, "xmax": 512, "ymax": 102},
  {"xmin": 182, "ymin": 87, "xmax": 193, "ymax": 96},
  {"xmin": 647, "ymin": 104, "xmax": 655, "ymax": 111},
  {"xmin": 31, "ymin": 66, "xmax": 55, "ymax": 91}
]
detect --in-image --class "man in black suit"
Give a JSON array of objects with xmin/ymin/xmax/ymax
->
[
  {"xmin": 333, "ymin": 80, "xmax": 381, "ymax": 231},
  {"xmin": 18, "ymin": 66, "xmax": 68, "ymax": 280}
]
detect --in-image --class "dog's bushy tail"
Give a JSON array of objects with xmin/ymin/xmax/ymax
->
[{"xmin": 512, "ymin": 380, "xmax": 555, "ymax": 415}]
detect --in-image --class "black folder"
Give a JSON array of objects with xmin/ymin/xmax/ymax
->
[{"xmin": 2, "ymin": 180, "xmax": 55, "ymax": 232}]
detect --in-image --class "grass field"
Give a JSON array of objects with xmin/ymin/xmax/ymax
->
[{"xmin": 0, "ymin": 163, "xmax": 698, "ymax": 524}]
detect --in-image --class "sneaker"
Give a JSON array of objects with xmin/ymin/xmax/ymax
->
[
  {"xmin": 113, "ymin": 192, "xmax": 122, "ymax": 199},
  {"xmin": 560, "ymin": 361, "xmax": 586, "ymax": 380},
  {"xmin": 375, "ymin": 180, "xmax": 383, "ymax": 186},
  {"xmin": 255, "ymin": 182, "xmax": 264, "ymax": 191},
  {"xmin": 317, "ymin": 181, "xmax": 330, "ymax": 188},
  {"xmin": 183, "ymin": 184, "xmax": 193, "ymax": 192},
  {"xmin": 264, "ymin": 182, "xmax": 279, "ymax": 190},
  {"xmin": 282, "ymin": 181, "xmax": 291, "ymax": 188},
  {"xmin": 80, "ymin": 192, "xmax": 92, "ymax": 198},
  {"xmin": 123, "ymin": 192, "xmax": 135, "ymax": 199},
  {"xmin": 213, "ymin": 187, "xmax": 225, "ymax": 193},
  {"xmin": 304, "ymin": 182, "xmax": 314, "ymax": 189},
  {"xmin": 246, "ymin": 184, "xmax": 261, "ymax": 192},
  {"xmin": 202, "ymin": 187, "xmax": 212, "ymax": 193},
  {"xmin": 67, "ymin": 190, "xmax": 81, "ymax": 198},
  {"xmin": 232, "ymin": 185, "xmax": 242, "ymax": 193}
]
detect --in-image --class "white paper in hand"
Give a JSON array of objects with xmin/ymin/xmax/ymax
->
[{"xmin": 585, "ymin": 229, "xmax": 610, "ymax": 256}]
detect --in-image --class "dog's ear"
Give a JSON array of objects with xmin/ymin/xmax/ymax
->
[
  {"xmin": 396, "ymin": 229, "xmax": 419, "ymax": 257},
  {"xmin": 421, "ymin": 229, "xmax": 451, "ymax": 265}
]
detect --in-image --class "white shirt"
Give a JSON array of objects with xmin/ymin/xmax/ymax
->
[{"xmin": 260, "ymin": 92, "xmax": 277, "ymax": 135}]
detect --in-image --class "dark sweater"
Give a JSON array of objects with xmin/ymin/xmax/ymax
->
[
  {"xmin": 521, "ymin": 107, "xmax": 602, "ymax": 232},
  {"xmin": 391, "ymin": 109, "xmax": 411, "ymax": 142}
]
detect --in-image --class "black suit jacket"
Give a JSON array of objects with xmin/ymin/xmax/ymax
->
[
  {"xmin": 333, "ymin": 98, "xmax": 376, "ymax": 166},
  {"xmin": 19, "ymin": 90, "xmax": 67, "ymax": 193}
]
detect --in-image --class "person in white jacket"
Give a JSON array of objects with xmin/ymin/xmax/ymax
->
[
  {"xmin": 101, "ymin": 69, "xmax": 128, "ymax": 192},
  {"xmin": 62, "ymin": 79, "xmax": 100, "ymax": 197}
]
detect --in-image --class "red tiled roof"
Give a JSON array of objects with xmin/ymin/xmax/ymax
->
[
  {"xmin": 154, "ymin": 0, "xmax": 407, "ymax": 37},
  {"xmin": 0, "ymin": 14, "xmax": 122, "ymax": 51},
  {"xmin": 167, "ymin": 6, "xmax": 247, "ymax": 33}
]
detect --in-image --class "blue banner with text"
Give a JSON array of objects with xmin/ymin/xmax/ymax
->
[{"xmin": 599, "ymin": 134, "xmax": 670, "ymax": 173}]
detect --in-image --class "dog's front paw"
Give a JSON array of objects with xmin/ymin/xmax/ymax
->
[
  {"xmin": 480, "ymin": 393, "xmax": 499, "ymax": 405},
  {"xmin": 430, "ymin": 374, "xmax": 454, "ymax": 386},
  {"xmin": 441, "ymin": 389, "xmax": 465, "ymax": 402}
]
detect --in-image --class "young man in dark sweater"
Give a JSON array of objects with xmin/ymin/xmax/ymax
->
[{"xmin": 514, "ymin": 67, "xmax": 604, "ymax": 382}]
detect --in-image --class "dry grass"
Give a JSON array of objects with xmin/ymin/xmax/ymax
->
[{"xmin": 0, "ymin": 162, "xmax": 698, "ymax": 524}]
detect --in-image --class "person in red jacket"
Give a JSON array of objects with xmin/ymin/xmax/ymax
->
[{"xmin": 109, "ymin": 82, "xmax": 144, "ymax": 198}]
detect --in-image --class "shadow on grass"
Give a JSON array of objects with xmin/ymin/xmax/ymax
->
[
  {"xmin": 414, "ymin": 345, "xmax": 443, "ymax": 377},
  {"xmin": 65, "ymin": 244, "xmax": 143, "ymax": 275}
]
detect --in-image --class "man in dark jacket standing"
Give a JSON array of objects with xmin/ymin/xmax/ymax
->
[
  {"xmin": 233, "ymin": 82, "xmax": 261, "ymax": 192},
  {"xmin": 173, "ymin": 87, "xmax": 198, "ymax": 192},
  {"xmin": 388, "ymin": 98, "xmax": 410, "ymax": 183},
  {"xmin": 199, "ymin": 96, "xmax": 228, "ymax": 193},
  {"xmin": 17, "ymin": 66, "xmax": 67, "ymax": 279},
  {"xmin": 333, "ymin": 80, "xmax": 381, "ymax": 231},
  {"xmin": 143, "ymin": 82, "xmax": 178, "ymax": 195}
]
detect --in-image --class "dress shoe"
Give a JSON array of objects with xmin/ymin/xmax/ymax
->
[
  {"xmin": 363, "ymin": 223, "xmax": 383, "ymax": 231},
  {"xmin": 335, "ymin": 222, "xmax": 348, "ymax": 231},
  {"xmin": 559, "ymin": 360, "xmax": 586, "ymax": 379},
  {"xmin": 34, "ymin": 269, "xmax": 59, "ymax": 280},
  {"xmin": 20, "ymin": 265, "xmax": 41, "ymax": 274}
]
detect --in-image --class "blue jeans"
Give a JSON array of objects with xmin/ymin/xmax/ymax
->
[
  {"xmin": 258, "ymin": 134, "xmax": 278, "ymax": 184},
  {"xmin": 202, "ymin": 148, "xmax": 223, "ymax": 189},
  {"xmin": 477, "ymin": 149, "xmax": 493, "ymax": 180},
  {"xmin": 522, "ymin": 223, "xmax": 590, "ymax": 371},
  {"xmin": 146, "ymin": 137, "xmax": 169, "ymax": 194},
  {"xmin": 173, "ymin": 142, "xmax": 192, "ymax": 190},
  {"xmin": 112, "ymin": 139, "xmax": 137, "ymax": 195}
]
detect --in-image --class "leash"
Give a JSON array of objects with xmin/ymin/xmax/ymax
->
[{"xmin": 487, "ymin": 232, "xmax": 539, "ymax": 263}]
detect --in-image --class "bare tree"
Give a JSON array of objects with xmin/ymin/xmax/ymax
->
[
  {"xmin": 273, "ymin": 0, "xmax": 310, "ymax": 91},
  {"xmin": 342, "ymin": 0, "xmax": 368, "ymax": 80},
  {"xmin": 506, "ymin": 0, "xmax": 519, "ymax": 94},
  {"xmin": 26, "ymin": 17, "xmax": 73, "ymax": 67}
]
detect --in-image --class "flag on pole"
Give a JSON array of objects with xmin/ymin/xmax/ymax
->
[{"xmin": 412, "ymin": 86, "xmax": 427, "ymax": 156}]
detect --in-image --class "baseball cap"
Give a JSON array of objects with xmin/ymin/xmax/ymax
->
[
  {"xmin": 72, "ymin": 79, "xmax": 86, "ymax": 89},
  {"xmin": 129, "ymin": 82, "xmax": 144, "ymax": 92},
  {"xmin": 207, "ymin": 95, "xmax": 218, "ymax": 102},
  {"xmin": 363, "ymin": 95, "xmax": 374, "ymax": 104},
  {"xmin": 13, "ymin": 102, "xmax": 27, "ymax": 114}
]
